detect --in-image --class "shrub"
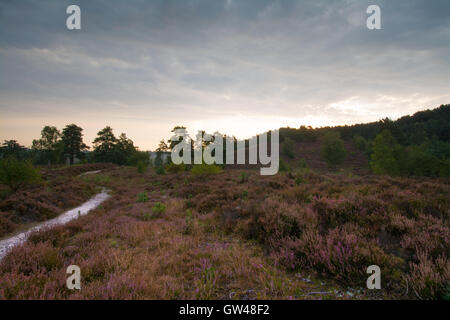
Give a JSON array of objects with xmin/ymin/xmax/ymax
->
[
  {"xmin": 295, "ymin": 176, "xmax": 303, "ymax": 185},
  {"xmin": 0, "ymin": 157, "xmax": 41, "ymax": 191},
  {"xmin": 353, "ymin": 135, "xmax": 368, "ymax": 153},
  {"xmin": 184, "ymin": 209, "xmax": 194, "ymax": 234},
  {"xmin": 238, "ymin": 172, "xmax": 249, "ymax": 183},
  {"xmin": 143, "ymin": 212, "xmax": 152, "ymax": 221},
  {"xmin": 279, "ymin": 159, "xmax": 291, "ymax": 172},
  {"xmin": 297, "ymin": 158, "xmax": 308, "ymax": 168},
  {"xmin": 155, "ymin": 166, "xmax": 165, "ymax": 175},
  {"xmin": 0, "ymin": 212, "xmax": 16, "ymax": 236},
  {"xmin": 321, "ymin": 132, "xmax": 346, "ymax": 170},
  {"xmin": 191, "ymin": 163, "xmax": 222, "ymax": 175},
  {"xmin": 282, "ymin": 137, "xmax": 295, "ymax": 159},
  {"xmin": 166, "ymin": 162, "xmax": 185, "ymax": 173},
  {"xmin": 407, "ymin": 250, "xmax": 449, "ymax": 299},
  {"xmin": 151, "ymin": 202, "xmax": 166, "ymax": 217},
  {"xmin": 136, "ymin": 160, "xmax": 146, "ymax": 173},
  {"xmin": 370, "ymin": 130, "xmax": 404, "ymax": 176},
  {"xmin": 136, "ymin": 192, "xmax": 148, "ymax": 203}
]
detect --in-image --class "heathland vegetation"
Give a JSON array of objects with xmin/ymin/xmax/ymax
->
[{"xmin": 0, "ymin": 104, "xmax": 448, "ymax": 299}]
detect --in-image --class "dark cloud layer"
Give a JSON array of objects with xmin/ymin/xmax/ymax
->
[{"xmin": 0, "ymin": 0, "xmax": 449, "ymax": 149}]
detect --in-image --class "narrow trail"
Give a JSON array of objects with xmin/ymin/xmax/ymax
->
[{"xmin": 0, "ymin": 189, "xmax": 110, "ymax": 261}]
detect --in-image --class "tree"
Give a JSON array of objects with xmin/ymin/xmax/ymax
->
[
  {"xmin": 0, "ymin": 157, "xmax": 41, "ymax": 192},
  {"xmin": 0, "ymin": 140, "xmax": 26, "ymax": 159},
  {"xmin": 61, "ymin": 124, "xmax": 89, "ymax": 165},
  {"xmin": 353, "ymin": 135, "xmax": 368, "ymax": 154},
  {"xmin": 92, "ymin": 126, "xmax": 117, "ymax": 163},
  {"xmin": 370, "ymin": 130, "xmax": 404, "ymax": 176},
  {"xmin": 32, "ymin": 126, "xmax": 63, "ymax": 164},
  {"xmin": 115, "ymin": 133, "xmax": 137, "ymax": 165},
  {"xmin": 282, "ymin": 137, "xmax": 295, "ymax": 158},
  {"xmin": 405, "ymin": 144, "xmax": 439, "ymax": 177},
  {"xmin": 156, "ymin": 140, "xmax": 169, "ymax": 152},
  {"xmin": 321, "ymin": 132, "xmax": 346, "ymax": 170},
  {"xmin": 169, "ymin": 126, "xmax": 187, "ymax": 150}
]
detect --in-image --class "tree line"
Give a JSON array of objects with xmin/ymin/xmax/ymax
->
[
  {"xmin": 280, "ymin": 104, "xmax": 450, "ymax": 177},
  {"xmin": 0, "ymin": 124, "xmax": 148, "ymax": 166}
]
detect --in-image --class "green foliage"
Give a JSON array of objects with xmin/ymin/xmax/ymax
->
[
  {"xmin": 191, "ymin": 163, "xmax": 223, "ymax": 175},
  {"xmin": 136, "ymin": 192, "xmax": 148, "ymax": 203},
  {"xmin": 92, "ymin": 126, "xmax": 140, "ymax": 165},
  {"xmin": 279, "ymin": 159, "xmax": 291, "ymax": 172},
  {"xmin": 155, "ymin": 166, "xmax": 166, "ymax": 175},
  {"xmin": 238, "ymin": 172, "xmax": 249, "ymax": 183},
  {"xmin": 282, "ymin": 137, "xmax": 295, "ymax": 159},
  {"xmin": 143, "ymin": 212, "xmax": 152, "ymax": 221},
  {"xmin": 321, "ymin": 132, "xmax": 346, "ymax": 169},
  {"xmin": 353, "ymin": 135, "xmax": 368, "ymax": 153},
  {"xmin": 0, "ymin": 157, "xmax": 41, "ymax": 191},
  {"xmin": 0, "ymin": 140, "xmax": 28, "ymax": 160},
  {"xmin": 297, "ymin": 158, "xmax": 308, "ymax": 168},
  {"xmin": 438, "ymin": 158, "xmax": 450, "ymax": 178},
  {"xmin": 280, "ymin": 125, "xmax": 317, "ymax": 142},
  {"xmin": 370, "ymin": 130, "xmax": 404, "ymax": 176},
  {"xmin": 31, "ymin": 126, "xmax": 63, "ymax": 165},
  {"xmin": 128, "ymin": 151, "xmax": 150, "ymax": 167},
  {"xmin": 92, "ymin": 126, "xmax": 117, "ymax": 162},
  {"xmin": 61, "ymin": 124, "xmax": 89, "ymax": 165},
  {"xmin": 151, "ymin": 202, "xmax": 166, "ymax": 217},
  {"xmin": 166, "ymin": 162, "xmax": 186, "ymax": 173},
  {"xmin": 136, "ymin": 160, "xmax": 146, "ymax": 173}
]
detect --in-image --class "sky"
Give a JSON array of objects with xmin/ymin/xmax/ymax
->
[{"xmin": 0, "ymin": 0, "xmax": 449, "ymax": 150}]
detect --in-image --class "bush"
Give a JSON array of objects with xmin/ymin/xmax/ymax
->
[
  {"xmin": 136, "ymin": 192, "xmax": 148, "ymax": 203},
  {"xmin": 279, "ymin": 159, "xmax": 291, "ymax": 172},
  {"xmin": 238, "ymin": 172, "xmax": 249, "ymax": 183},
  {"xmin": 282, "ymin": 137, "xmax": 295, "ymax": 159},
  {"xmin": 353, "ymin": 135, "xmax": 368, "ymax": 153},
  {"xmin": 297, "ymin": 158, "xmax": 308, "ymax": 168},
  {"xmin": 321, "ymin": 132, "xmax": 346, "ymax": 170},
  {"xmin": 136, "ymin": 160, "xmax": 146, "ymax": 173},
  {"xmin": 191, "ymin": 163, "xmax": 222, "ymax": 175},
  {"xmin": 155, "ymin": 166, "xmax": 165, "ymax": 175},
  {"xmin": 0, "ymin": 157, "xmax": 41, "ymax": 191},
  {"xmin": 166, "ymin": 162, "xmax": 185, "ymax": 173},
  {"xmin": 151, "ymin": 202, "xmax": 166, "ymax": 217},
  {"xmin": 370, "ymin": 130, "xmax": 404, "ymax": 176}
]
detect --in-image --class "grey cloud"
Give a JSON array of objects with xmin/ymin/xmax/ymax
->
[{"xmin": 0, "ymin": 0, "xmax": 449, "ymax": 148}]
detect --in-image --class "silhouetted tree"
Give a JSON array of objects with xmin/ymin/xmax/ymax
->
[
  {"xmin": 0, "ymin": 140, "xmax": 26, "ymax": 159},
  {"xmin": 32, "ymin": 126, "xmax": 63, "ymax": 164},
  {"xmin": 156, "ymin": 140, "xmax": 169, "ymax": 152},
  {"xmin": 61, "ymin": 124, "xmax": 88, "ymax": 165},
  {"xmin": 93, "ymin": 126, "xmax": 118, "ymax": 163}
]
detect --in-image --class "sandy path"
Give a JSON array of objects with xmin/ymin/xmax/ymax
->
[{"xmin": 0, "ymin": 189, "xmax": 110, "ymax": 261}]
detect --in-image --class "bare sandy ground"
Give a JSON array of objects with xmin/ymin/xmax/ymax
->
[{"xmin": 0, "ymin": 189, "xmax": 110, "ymax": 261}]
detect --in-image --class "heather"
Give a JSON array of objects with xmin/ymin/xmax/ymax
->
[
  {"xmin": 0, "ymin": 163, "xmax": 112, "ymax": 238},
  {"xmin": 0, "ymin": 166, "xmax": 448, "ymax": 299}
]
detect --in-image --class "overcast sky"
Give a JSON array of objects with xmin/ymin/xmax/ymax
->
[{"xmin": 1, "ymin": 0, "xmax": 449, "ymax": 150}]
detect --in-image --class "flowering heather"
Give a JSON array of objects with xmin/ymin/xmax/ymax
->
[{"xmin": 0, "ymin": 165, "xmax": 448, "ymax": 299}]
